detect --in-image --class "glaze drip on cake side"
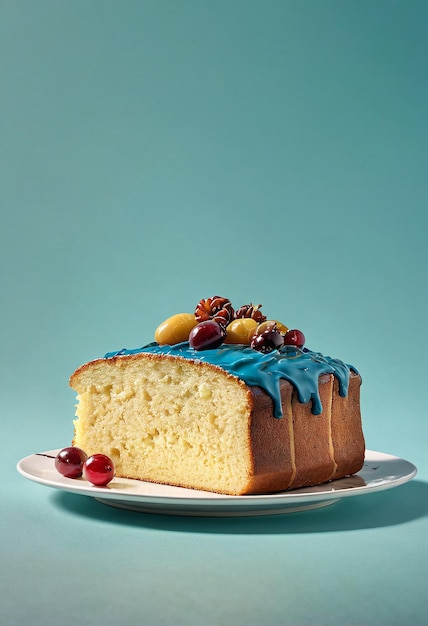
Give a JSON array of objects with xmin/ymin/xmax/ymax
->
[{"xmin": 104, "ymin": 343, "xmax": 356, "ymax": 418}]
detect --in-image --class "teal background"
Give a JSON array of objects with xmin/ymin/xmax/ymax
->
[{"xmin": 1, "ymin": 1, "xmax": 427, "ymax": 625}]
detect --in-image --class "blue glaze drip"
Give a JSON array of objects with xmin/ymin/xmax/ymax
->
[{"xmin": 104, "ymin": 343, "xmax": 356, "ymax": 419}]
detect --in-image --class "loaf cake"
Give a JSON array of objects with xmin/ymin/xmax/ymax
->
[{"xmin": 70, "ymin": 297, "xmax": 364, "ymax": 495}]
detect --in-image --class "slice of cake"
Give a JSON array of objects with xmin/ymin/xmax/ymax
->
[{"xmin": 70, "ymin": 297, "xmax": 364, "ymax": 495}]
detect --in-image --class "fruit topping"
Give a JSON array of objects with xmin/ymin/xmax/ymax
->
[
  {"xmin": 154, "ymin": 297, "xmax": 302, "ymax": 354},
  {"xmin": 234, "ymin": 303, "xmax": 267, "ymax": 323},
  {"xmin": 189, "ymin": 320, "xmax": 226, "ymax": 350},
  {"xmin": 83, "ymin": 454, "xmax": 115, "ymax": 486},
  {"xmin": 55, "ymin": 447, "xmax": 88, "ymax": 478},
  {"xmin": 283, "ymin": 329, "xmax": 306, "ymax": 349},
  {"xmin": 250, "ymin": 325, "xmax": 284, "ymax": 353},
  {"xmin": 224, "ymin": 318, "xmax": 258, "ymax": 344},
  {"xmin": 251, "ymin": 319, "xmax": 289, "ymax": 339},
  {"xmin": 194, "ymin": 296, "xmax": 234, "ymax": 329},
  {"xmin": 155, "ymin": 313, "xmax": 197, "ymax": 345}
]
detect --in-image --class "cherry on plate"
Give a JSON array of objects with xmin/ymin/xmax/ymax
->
[
  {"xmin": 83, "ymin": 454, "xmax": 115, "ymax": 486},
  {"xmin": 55, "ymin": 447, "xmax": 88, "ymax": 478}
]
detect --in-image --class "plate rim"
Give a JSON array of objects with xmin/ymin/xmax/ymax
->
[{"xmin": 16, "ymin": 448, "xmax": 417, "ymax": 514}]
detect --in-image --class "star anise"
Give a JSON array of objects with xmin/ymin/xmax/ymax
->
[{"xmin": 234, "ymin": 303, "xmax": 266, "ymax": 324}]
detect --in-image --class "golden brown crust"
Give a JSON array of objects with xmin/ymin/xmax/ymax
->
[
  {"xmin": 239, "ymin": 375, "xmax": 337, "ymax": 494},
  {"xmin": 330, "ymin": 371, "xmax": 365, "ymax": 479},
  {"xmin": 231, "ymin": 371, "xmax": 364, "ymax": 494},
  {"xmin": 70, "ymin": 351, "xmax": 249, "ymax": 391},
  {"xmin": 289, "ymin": 374, "xmax": 336, "ymax": 489},
  {"xmin": 244, "ymin": 381, "xmax": 295, "ymax": 493}
]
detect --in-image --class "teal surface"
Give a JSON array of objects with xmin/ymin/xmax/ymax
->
[{"xmin": 1, "ymin": 1, "xmax": 427, "ymax": 625}]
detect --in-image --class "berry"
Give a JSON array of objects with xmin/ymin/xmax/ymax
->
[
  {"xmin": 83, "ymin": 454, "xmax": 115, "ymax": 486},
  {"xmin": 251, "ymin": 327, "xmax": 284, "ymax": 353},
  {"xmin": 55, "ymin": 447, "xmax": 88, "ymax": 478},
  {"xmin": 283, "ymin": 329, "xmax": 305, "ymax": 348},
  {"xmin": 189, "ymin": 320, "xmax": 225, "ymax": 350}
]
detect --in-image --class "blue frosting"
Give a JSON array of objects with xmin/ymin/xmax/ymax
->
[{"xmin": 104, "ymin": 343, "xmax": 357, "ymax": 419}]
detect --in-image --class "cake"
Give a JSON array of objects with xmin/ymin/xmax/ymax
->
[{"xmin": 70, "ymin": 297, "xmax": 364, "ymax": 495}]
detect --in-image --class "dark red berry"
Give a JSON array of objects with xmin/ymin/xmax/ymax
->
[
  {"xmin": 83, "ymin": 454, "xmax": 115, "ymax": 486},
  {"xmin": 55, "ymin": 447, "xmax": 88, "ymax": 478},
  {"xmin": 250, "ymin": 328, "xmax": 284, "ymax": 353},
  {"xmin": 283, "ymin": 329, "xmax": 305, "ymax": 348},
  {"xmin": 189, "ymin": 320, "xmax": 225, "ymax": 350}
]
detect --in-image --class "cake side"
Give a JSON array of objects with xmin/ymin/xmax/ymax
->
[
  {"xmin": 242, "ymin": 377, "xmax": 336, "ymax": 494},
  {"xmin": 330, "ymin": 371, "xmax": 365, "ymax": 479},
  {"xmin": 242, "ymin": 373, "xmax": 364, "ymax": 493},
  {"xmin": 242, "ymin": 381, "xmax": 296, "ymax": 493},
  {"xmin": 289, "ymin": 373, "xmax": 337, "ymax": 489}
]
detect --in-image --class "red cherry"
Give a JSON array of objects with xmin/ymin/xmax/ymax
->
[
  {"xmin": 251, "ymin": 328, "xmax": 284, "ymax": 353},
  {"xmin": 283, "ymin": 329, "xmax": 305, "ymax": 348},
  {"xmin": 83, "ymin": 454, "xmax": 115, "ymax": 486},
  {"xmin": 55, "ymin": 447, "xmax": 88, "ymax": 478},
  {"xmin": 189, "ymin": 320, "xmax": 225, "ymax": 350}
]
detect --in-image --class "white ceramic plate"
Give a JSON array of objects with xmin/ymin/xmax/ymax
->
[{"xmin": 17, "ymin": 449, "xmax": 417, "ymax": 517}]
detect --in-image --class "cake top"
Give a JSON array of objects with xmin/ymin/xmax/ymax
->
[{"xmin": 103, "ymin": 296, "xmax": 357, "ymax": 418}]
